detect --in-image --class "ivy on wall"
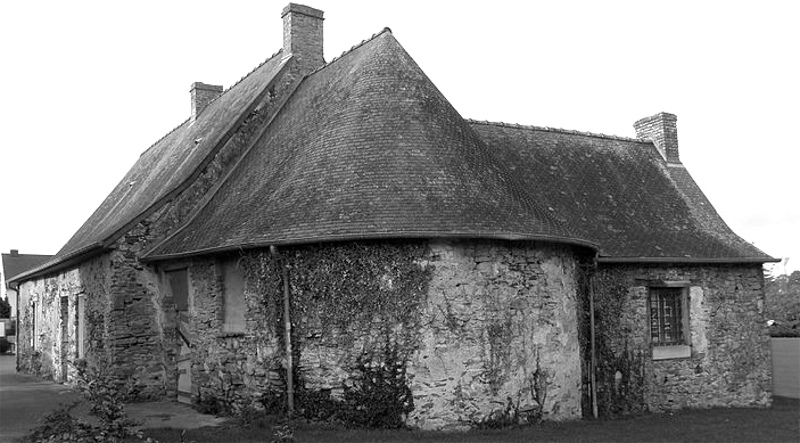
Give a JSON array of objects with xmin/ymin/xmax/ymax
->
[
  {"xmin": 577, "ymin": 265, "xmax": 647, "ymax": 418},
  {"xmin": 240, "ymin": 241, "xmax": 433, "ymax": 427}
]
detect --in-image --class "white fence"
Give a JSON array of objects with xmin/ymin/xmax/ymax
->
[{"xmin": 771, "ymin": 337, "xmax": 800, "ymax": 399}]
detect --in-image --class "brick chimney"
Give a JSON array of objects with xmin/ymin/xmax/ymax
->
[
  {"xmin": 10, "ymin": 249, "xmax": 18, "ymax": 257},
  {"xmin": 634, "ymin": 112, "xmax": 679, "ymax": 163},
  {"xmin": 190, "ymin": 82, "xmax": 223, "ymax": 122},
  {"xmin": 282, "ymin": 3, "xmax": 325, "ymax": 72}
]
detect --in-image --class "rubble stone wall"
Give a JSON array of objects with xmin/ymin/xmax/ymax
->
[
  {"xmin": 14, "ymin": 60, "xmax": 303, "ymax": 399},
  {"xmin": 181, "ymin": 240, "xmax": 584, "ymax": 430},
  {"xmin": 407, "ymin": 240, "xmax": 582, "ymax": 430},
  {"xmin": 184, "ymin": 257, "xmax": 283, "ymax": 410},
  {"xmin": 16, "ymin": 255, "xmax": 112, "ymax": 382},
  {"xmin": 590, "ymin": 264, "xmax": 771, "ymax": 415}
]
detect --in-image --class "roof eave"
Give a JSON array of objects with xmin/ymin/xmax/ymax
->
[
  {"xmin": 6, "ymin": 242, "xmax": 107, "ymax": 284},
  {"xmin": 23, "ymin": 55, "xmax": 295, "ymax": 281},
  {"xmin": 596, "ymin": 256, "xmax": 780, "ymax": 265},
  {"xmin": 142, "ymin": 231, "xmax": 599, "ymax": 263}
]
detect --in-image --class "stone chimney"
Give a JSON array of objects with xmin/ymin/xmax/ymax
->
[
  {"xmin": 634, "ymin": 112, "xmax": 679, "ymax": 163},
  {"xmin": 190, "ymin": 82, "xmax": 223, "ymax": 122},
  {"xmin": 282, "ymin": 3, "xmax": 325, "ymax": 72},
  {"xmin": 10, "ymin": 249, "xmax": 19, "ymax": 257}
]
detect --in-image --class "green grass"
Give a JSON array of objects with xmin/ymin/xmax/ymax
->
[{"xmin": 139, "ymin": 397, "xmax": 799, "ymax": 443}]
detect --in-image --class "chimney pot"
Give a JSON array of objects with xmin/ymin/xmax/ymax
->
[
  {"xmin": 634, "ymin": 112, "xmax": 679, "ymax": 163},
  {"xmin": 282, "ymin": 3, "xmax": 325, "ymax": 72},
  {"xmin": 190, "ymin": 82, "xmax": 224, "ymax": 122}
]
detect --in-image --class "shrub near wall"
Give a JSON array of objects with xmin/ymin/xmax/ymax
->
[
  {"xmin": 244, "ymin": 241, "xmax": 431, "ymax": 427},
  {"xmin": 185, "ymin": 241, "xmax": 430, "ymax": 426},
  {"xmin": 189, "ymin": 239, "xmax": 586, "ymax": 430}
]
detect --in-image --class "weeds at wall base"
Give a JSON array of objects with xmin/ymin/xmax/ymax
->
[
  {"xmin": 24, "ymin": 359, "xmax": 158, "ymax": 443},
  {"xmin": 254, "ymin": 347, "xmax": 414, "ymax": 429}
]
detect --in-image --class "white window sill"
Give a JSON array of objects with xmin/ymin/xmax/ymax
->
[{"xmin": 652, "ymin": 345, "xmax": 691, "ymax": 360}]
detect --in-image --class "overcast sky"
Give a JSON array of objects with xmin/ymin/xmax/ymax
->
[{"xmin": 1, "ymin": 0, "xmax": 797, "ymax": 275}]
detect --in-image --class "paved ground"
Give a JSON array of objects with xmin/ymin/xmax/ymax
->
[
  {"xmin": 0, "ymin": 354, "xmax": 80, "ymax": 441},
  {"xmin": 0, "ymin": 354, "xmax": 225, "ymax": 442}
]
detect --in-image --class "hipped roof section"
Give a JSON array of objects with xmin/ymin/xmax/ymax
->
[
  {"xmin": 144, "ymin": 31, "xmax": 593, "ymax": 260},
  {"xmin": 13, "ymin": 51, "xmax": 288, "ymax": 281},
  {"xmin": 470, "ymin": 122, "xmax": 774, "ymax": 262}
]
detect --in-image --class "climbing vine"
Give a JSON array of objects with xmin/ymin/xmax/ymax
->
[
  {"xmin": 577, "ymin": 265, "xmax": 647, "ymax": 418},
  {"xmin": 241, "ymin": 241, "xmax": 432, "ymax": 427}
]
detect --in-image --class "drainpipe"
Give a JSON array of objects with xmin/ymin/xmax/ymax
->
[
  {"xmin": 587, "ymin": 256, "xmax": 599, "ymax": 419},
  {"xmin": 11, "ymin": 283, "xmax": 19, "ymax": 372},
  {"xmin": 270, "ymin": 246, "xmax": 294, "ymax": 415}
]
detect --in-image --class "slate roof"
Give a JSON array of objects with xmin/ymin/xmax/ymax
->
[
  {"xmin": 144, "ymin": 29, "xmax": 772, "ymax": 264},
  {"xmin": 144, "ymin": 30, "xmax": 594, "ymax": 259},
  {"xmin": 470, "ymin": 122, "xmax": 773, "ymax": 262},
  {"xmin": 16, "ymin": 26, "xmax": 774, "ymax": 275},
  {"xmin": 11, "ymin": 51, "xmax": 290, "ymax": 281},
  {"xmin": 2, "ymin": 253, "xmax": 53, "ymax": 285}
]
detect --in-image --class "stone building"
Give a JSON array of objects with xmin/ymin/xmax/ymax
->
[{"xmin": 10, "ymin": 3, "xmax": 777, "ymax": 430}]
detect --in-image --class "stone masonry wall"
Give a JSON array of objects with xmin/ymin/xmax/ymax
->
[
  {"xmin": 184, "ymin": 257, "xmax": 283, "ymax": 410},
  {"xmin": 590, "ymin": 264, "xmax": 770, "ymax": 415},
  {"xmin": 179, "ymin": 240, "xmax": 584, "ymax": 430},
  {"xmin": 17, "ymin": 254, "xmax": 112, "ymax": 382},
  {"xmin": 108, "ymin": 63, "xmax": 304, "ymax": 399},
  {"xmin": 14, "ymin": 57, "xmax": 311, "ymax": 398},
  {"xmin": 407, "ymin": 240, "xmax": 583, "ymax": 430}
]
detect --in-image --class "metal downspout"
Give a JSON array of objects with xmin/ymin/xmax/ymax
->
[
  {"xmin": 12, "ymin": 283, "xmax": 19, "ymax": 372},
  {"xmin": 270, "ymin": 246, "xmax": 294, "ymax": 415},
  {"xmin": 588, "ymin": 256, "xmax": 599, "ymax": 419}
]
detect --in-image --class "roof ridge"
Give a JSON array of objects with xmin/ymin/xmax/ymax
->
[
  {"xmin": 139, "ymin": 49, "xmax": 285, "ymax": 158},
  {"xmin": 306, "ymin": 27, "xmax": 393, "ymax": 77},
  {"xmin": 466, "ymin": 118, "xmax": 647, "ymax": 143},
  {"xmin": 223, "ymin": 48, "xmax": 285, "ymax": 94},
  {"xmin": 139, "ymin": 119, "xmax": 189, "ymax": 158}
]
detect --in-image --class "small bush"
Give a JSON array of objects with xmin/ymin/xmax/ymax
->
[
  {"xmin": 25, "ymin": 359, "xmax": 157, "ymax": 443},
  {"xmin": 26, "ymin": 403, "xmax": 96, "ymax": 443},
  {"xmin": 195, "ymin": 391, "xmax": 226, "ymax": 416},
  {"xmin": 270, "ymin": 421, "xmax": 295, "ymax": 443},
  {"xmin": 337, "ymin": 356, "xmax": 413, "ymax": 428}
]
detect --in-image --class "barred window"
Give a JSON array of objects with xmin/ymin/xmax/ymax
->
[{"xmin": 649, "ymin": 287, "xmax": 687, "ymax": 346}]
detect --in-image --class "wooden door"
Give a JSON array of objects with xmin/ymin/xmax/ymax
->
[{"xmin": 166, "ymin": 269, "xmax": 194, "ymax": 403}]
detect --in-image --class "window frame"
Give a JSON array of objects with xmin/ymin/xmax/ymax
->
[
  {"xmin": 165, "ymin": 268, "xmax": 190, "ymax": 313},
  {"xmin": 647, "ymin": 281, "xmax": 691, "ymax": 360},
  {"xmin": 32, "ymin": 301, "xmax": 37, "ymax": 350},
  {"xmin": 221, "ymin": 259, "xmax": 247, "ymax": 334},
  {"xmin": 76, "ymin": 295, "xmax": 86, "ymax": 359}
]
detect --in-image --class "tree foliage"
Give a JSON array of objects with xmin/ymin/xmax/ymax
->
[
  {"xmin": 765, "ymin": 270, "xmax": 800, "ymax": 336},
  {"xmin": 0, "ymin": 296, "xmax": 11, "ymax": 318}
]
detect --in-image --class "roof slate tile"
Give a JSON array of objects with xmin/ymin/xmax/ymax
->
[
  {"xmin": 146, "ymin": 32, "xmax": 591, "ymax": 259},
  {"xmin": 53, "ymin": 52, "xmax": 287, "ymax": 262},
  {"xmin": 470, "ymin": 122, "xmax": 772, "ymax": 261},
  {"xmin": 33, "ymin": 27, "xmax": 772, "ymax": 269}
]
